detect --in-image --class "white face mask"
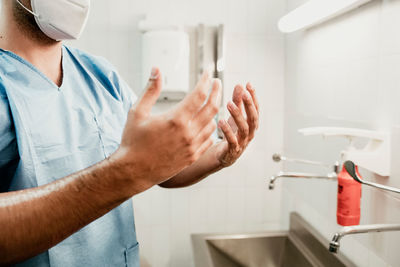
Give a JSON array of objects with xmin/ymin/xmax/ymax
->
[{"xmin": 16, "ymin": 0, "xmax": 90, "ymax": 41}]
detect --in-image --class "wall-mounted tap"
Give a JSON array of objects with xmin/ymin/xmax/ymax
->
[
  {"xmin": 272, "ymin": 153, "xmax": 335, "ymax": 168},
  {"xmin": 329, "ymin": 224, "xmax": 400, "ymax": 253},
  {"xmin": 269, "ymin": 153, "xmax": 339, "ymax": 190},
  {"xmin": 269, "ymin": 171, "xmax": 337, "ymax": 190}
]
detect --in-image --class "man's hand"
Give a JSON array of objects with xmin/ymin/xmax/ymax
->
[
  {"xmin": 215, "ymin": 83, "xmax": 259, "ymax": 167},
  {"xmin": 158, "ymin": 82, "xmax": 259, "ymax": 189},
  {"xmin": 113, "ymin": 68, "xmax": 221, "ymax": 190}
]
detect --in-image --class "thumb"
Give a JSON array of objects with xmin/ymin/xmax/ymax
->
[{"xmin": 134, "ymin": 67, "xmax": 162, "ymax": 119}]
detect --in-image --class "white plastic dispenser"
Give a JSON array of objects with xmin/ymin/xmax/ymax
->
[
  {"xmin": 141, "ymin": 29, "xmax": 190, "ymax": 101},
  {"xmin": 299, "ymin": 127, "xmax": 391, "ymax": 177}
]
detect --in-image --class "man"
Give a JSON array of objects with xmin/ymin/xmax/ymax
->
[{"xmin": 0, "ymin": 0, "xmax": 259, "ymax": 266}]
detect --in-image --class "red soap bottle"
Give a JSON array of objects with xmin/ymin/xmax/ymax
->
[{"xmin": 337, "ymin": 165, "xmax": 362, "ymax": 226}]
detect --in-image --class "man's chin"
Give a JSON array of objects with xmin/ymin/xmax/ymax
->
[{"xmin": 12, "ymin": 0, "xmax": 57, "ymax": 45}]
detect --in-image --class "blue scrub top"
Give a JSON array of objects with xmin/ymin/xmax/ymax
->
[{"xmin": 0, "ymin": 45, "xmax": 139, "ymax": 267}]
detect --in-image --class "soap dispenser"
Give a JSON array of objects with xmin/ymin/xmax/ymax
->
[
  {"xmin": 299, "ymin": 127, "xmax": 392, "ymax": 226},
  {"xmin": 337, "ymin": 164, "xmax": 361, "ymax": 226}
]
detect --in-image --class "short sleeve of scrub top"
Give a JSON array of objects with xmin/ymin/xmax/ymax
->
[{"xmin": 0, "ymin": 81, "xmax": 19, "ymax": 192}]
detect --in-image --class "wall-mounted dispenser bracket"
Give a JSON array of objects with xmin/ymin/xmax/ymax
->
[{"xmin": 299, "ymin": 127, "xmax": 391, "ymax": 177}]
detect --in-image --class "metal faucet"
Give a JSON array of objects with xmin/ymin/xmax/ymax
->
[
  {"xmin": 329, "ymin": 224, "xmax": 400, "ymax": 253},
  {"xmin": 269, "ymin": 154, "xmax": 339, "ymax": 190},
  {"xmin": 269, "ymin": 171, "xmax": 337, "ymax": 190}
]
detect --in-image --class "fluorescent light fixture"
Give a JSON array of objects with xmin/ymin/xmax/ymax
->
[{"xmin": 278, "ymin": 0, "xmax": 372, "ymax": 33}]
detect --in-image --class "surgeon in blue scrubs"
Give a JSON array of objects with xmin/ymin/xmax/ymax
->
[{"xmin": 0, "ymin": 0, "xmax": 260, "ymax": 266}]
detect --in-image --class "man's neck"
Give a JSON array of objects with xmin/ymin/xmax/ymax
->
[{"xmin": 0, "ymin": 6, "xmax": 63, "ymax": 87}]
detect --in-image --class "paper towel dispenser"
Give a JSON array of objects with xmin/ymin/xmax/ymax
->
[{"xmin": 142, "ymin": 30, "xmax": 190, "ymax": 101}]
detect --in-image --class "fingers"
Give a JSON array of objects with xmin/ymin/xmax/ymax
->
[
  {"xmin": 193, "ymin": 120, "xmax": 217, "ymax": 147},
  {"xmin": 232, "ymin": 85, "xmax": 245, "ymax": 114},
  {"xmin": 177, "ymin": 71, "xmax": 212, "ymax": 120},
  {"xmin": 227, "ymin": 101, "xmax": 249, "ymax": 144},
  {"xmin": 218, "ymin": 119, "xmax": 239, "ymax": 151},
  {"xmin": 193, "ymin": 138, "xmax": 214, "ymax": 161},
  {"xmin": 242, "ymin": 91, "xmax": 259, "ymax": 139},
  {"xmin": 191, "ymin": 79, "xmax": 221, "ymax": 133},
  {"xmin": 227, "ymin": 117, "xmax": 238, "ymax": 133},
  {"xmin": 246, "ymin": 83, "xmax": 259, "ymax": 114},
  {"xmin": 133, "ymin": 67, "xmax": 162, "ymax": 119}
]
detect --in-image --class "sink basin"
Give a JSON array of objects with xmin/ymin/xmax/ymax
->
[
  {"xmin": 192, "ymin": 213, "xmax": 356, "ymax": 267},
  {"xmin": 205, "ymin": 233, "xmax": 310, "ymax": 267}
]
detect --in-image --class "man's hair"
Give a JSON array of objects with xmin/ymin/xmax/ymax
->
[{"xmin": 12, "ymin": 0, "xmax": 57, "ymax": 45}]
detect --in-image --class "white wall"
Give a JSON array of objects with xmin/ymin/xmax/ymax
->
[
  {"xmin": 69, "ymin": 1, "xmax": 286, "ymax": 266},
  {"xmin": 283, "ymin": 0, "xmax": 400, "ymax": 266}
]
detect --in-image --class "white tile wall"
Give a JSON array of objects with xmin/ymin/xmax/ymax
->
[
  {"xmin": 69, "ymin": 0, "xmax": 285, "ymax": 266},
  {"xmin": 284, "ymin": 0, "xmax": 400, "ymax": 266}
]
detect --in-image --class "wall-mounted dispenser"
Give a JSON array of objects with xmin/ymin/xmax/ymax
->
[
  {"xmin": 299, "ymin": 127, "xmax": 391, "ymax": 177},
  {"xmin": 139, "ymin": 20, "xmax": 226, "ymax": 138},
  {"xmin": 139, "ymin": 21, "xmax": 225, "ymax": 118},
  {"xmin": 195, "ymin": 24, "xmax": 226, "ymax": 138},
  {"xmin": 140, "ymin": 23, "xmax": 190, "ymax": 101}
]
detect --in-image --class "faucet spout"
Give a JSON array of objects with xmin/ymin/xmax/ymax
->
[
  {"xmin": 269, "ymin": 172, "xmax": 337, "ymax": 190},
  {"xmin": 329, "ymin": 224, "xmax": 400, "ymax": 253},
  {"xmin": 269, "ymin": 153, "xmax": 339, "ymax": 190}
]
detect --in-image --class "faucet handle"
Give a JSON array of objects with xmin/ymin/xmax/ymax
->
[
  {"xmin": 344, "ymin": 161, "xmax": 400, "ymax": 194},
  {"xmin": 272, "ymin": 153, "xmax": 284, "ymax": 162},
  {"xmin": 272, "ymin": 153, "xmax": 339, "ymax": 173}
]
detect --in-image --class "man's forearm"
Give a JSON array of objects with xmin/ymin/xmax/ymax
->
[
  {"xmin": 159, "ymin": 144, "xmax": 223, "ymax": 188},
  {"xmin": 0, "ymin": 156, "xmax": 149, "ymax": 266}
]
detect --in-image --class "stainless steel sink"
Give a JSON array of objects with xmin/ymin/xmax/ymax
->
[{"xmin": 192, "ymin": 213, "xmax": 356, "ymax": 267}]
